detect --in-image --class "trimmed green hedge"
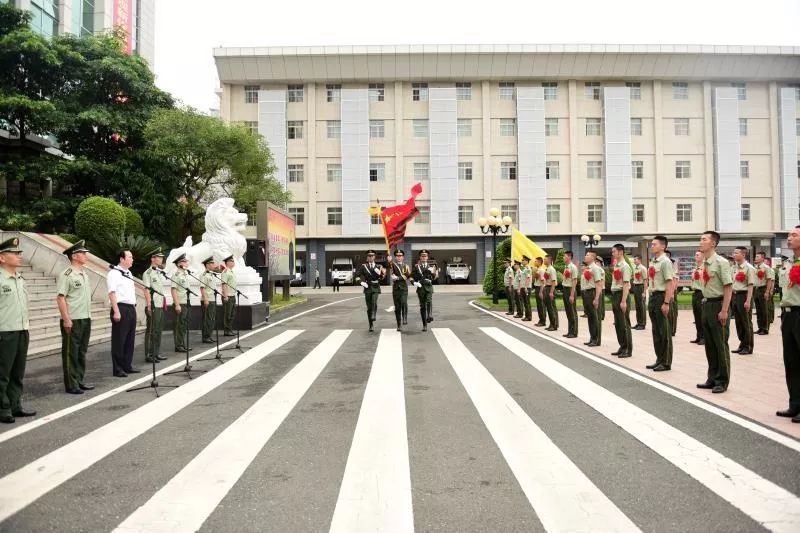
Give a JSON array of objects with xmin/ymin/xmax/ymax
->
[
  {"xmin": 74, "ymin": 196, "xmax": 125, "ymax": 240},
  {"xmin": 123, "ymin": 207, "xmax": 144, "ymax": 236},
  {"xmin": 58, "ymin": 233, "xmax": 80, "ymax": 244}
]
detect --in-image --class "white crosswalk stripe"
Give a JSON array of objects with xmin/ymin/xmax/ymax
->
[
  {"xmin": 0, "ymin": 330, "xmax": 304, "ymax": 523},
  {"xmin": 481, "ymin": 326, "xmax": 800, "ymax": 533},
  {"xmin": 330, "ymin": 329, "xmax": 414, "ymax": 533},
  {"xmin": 433, "ymin": 328, "xmax": 640, "ymax": 533},
  {"xmin": 114, "ymin": 329, "xmax": 351, "ymax": 533}
]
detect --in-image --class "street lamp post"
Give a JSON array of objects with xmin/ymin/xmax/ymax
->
[
  {"xmin": 479, "ymin": 207, "xmax": 513, "ymax": 304},
  {"xmin": 581, "ymin": 228, "xmax": 602, "ymax": 250}
]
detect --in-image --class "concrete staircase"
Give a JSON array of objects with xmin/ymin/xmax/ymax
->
[{"xmin": 21, "ymin": 263, "xmax": 114, "ymax": 359}]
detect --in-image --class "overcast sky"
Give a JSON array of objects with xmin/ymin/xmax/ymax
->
[{"xmin": 153, "ymin": 0, "xmax": 800, "ymax": 112}]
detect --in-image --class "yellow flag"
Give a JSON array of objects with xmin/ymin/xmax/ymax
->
[{"xmin": 511, "ymin": 228, "xmax": 547, "ymax": 263}]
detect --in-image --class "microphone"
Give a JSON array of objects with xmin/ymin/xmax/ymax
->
[
  {"xmin": 109, "ymin": 264, "xmax": 131, "ymax": 278},
  {"xmin": 187, "ymin": 269, "xmax": 193, "ymax": 275}
]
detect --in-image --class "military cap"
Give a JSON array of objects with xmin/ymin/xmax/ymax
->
[
  {"xmin": 419, "ymin": 249, "xmax": 429, "ymax": 256},
  {"xmin": 173, "ymin": 253, "xmax": 188, "ymax": 265},
  {"xmin": 513, "ymin": 260, "xmax": 521, "ymax": 265},
  {"xmin": 0, "ymin": 237, "xmax": 22, "ymax": 253},
  {"xmin": 151, "ymin": 247, "xmax": 165, "ymax": 258},
  {"xmin": 202, "ymin": 256, "xmax": 215, "ymax": 265},
  {"xmin": 521, "ymin": 255, "xmax": 531, "ymax": 261},
  {"xmin": 223, "ymin": 255, "xmax": 234, "ymax": 262},
  {"xmin": 63, "ymin": 239, "xmax": 89, "ymax": 257},
  {"xmin": 503, "ymin": 257, "xmax": 511, "ymax": 262},
  {"xmin": 393, "ymin": 249, "xmax": 405, "ymax": 256},
  {"xmin": 366, "ymin": 249, "xmax": 376, "ymax": 255}
]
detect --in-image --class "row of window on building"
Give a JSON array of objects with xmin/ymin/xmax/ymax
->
[
  {"xmin": 244, "ymin": 82, "xmax": 800, "ymax": 104},
  {"xmin": 253, "ymin": 115, "xmax": 773, "ymax": 141},
  {"xmin": 287, "ymin": 201, "xmax": 765, "ymax": 228},
  {"xmin": 283, "ymin": 158, "xmax": 780, "ymax": 184}
]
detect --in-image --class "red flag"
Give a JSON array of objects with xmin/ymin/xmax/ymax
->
[{"xmin": 381, "ymin": 183, "xmax": 422, "ymax": 251}]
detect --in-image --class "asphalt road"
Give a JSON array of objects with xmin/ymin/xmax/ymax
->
[{"xmin": 0, "ymin": 291, "xmax": 798, "ymax": 532}]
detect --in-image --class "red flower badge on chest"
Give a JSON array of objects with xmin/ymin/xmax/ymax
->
[
  {"xmin": 757, "ymin": 270, "xmax": 765, "ymax": 280},
  {"xmin": 583, "ymin": 270, "xmax": 593, "ymax": 281},
  {"xmin": 693, "ymin": 270, "xmax": 700, "ymax": 281},
  {"xmin": 648, "ymin": 266, "xmax": 656, "ymax": 279},
  {"xmin": 635, "ymin": 271, "xmax": 641, "ymax": 280},
  {"xmin": 613, "ymin": 269, "xmax": 622, "ymax": 281},
  {"xmin": 789, "ymin": 264, "xmax": 800, "ymax": 287},
  {"xmin": 564, "ymin": 269, "xmax": 571, "ymax": 279},
  {"xmin": 703, "ymin": 270, "xmax": 710, "ymax": 284},
  {"xmin": 735, "ymin": 271, "xmax": 746, "ymax": 283},
  {"xmin": 544, "ymin": 272, "xmax": 550, "ymax": 280},
  {"xmin": 533, "ymin": 272, "xmax": 539, "ymax": 280}
]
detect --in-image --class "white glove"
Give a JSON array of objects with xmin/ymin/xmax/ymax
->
[
  {"xmin": 360, "ymin": 281, "xmax": 368, "ymax": 288},
  {"xmin": 413, "ymin": 282, "xmax": 422, "ymax": 288},
  {"xmin": 391, "ymin": 274, "xmax": 399, "ymax": 281},
  {"xmin": 374, "ymin": 267, "xmax": 382, "ymax": 274}
]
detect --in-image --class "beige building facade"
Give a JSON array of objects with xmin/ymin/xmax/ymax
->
[{"xmin": 214, "ymin": 45, "xmax": 800, "ymax": 284}]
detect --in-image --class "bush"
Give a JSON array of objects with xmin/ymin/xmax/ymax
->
[
  {"xmin": 482, "ymin": 237, "xmax": 512, "ymax": 296},
  {"xmin": 27, "ymin": 197, "xmax": 82, "ymax": 234},
  {"xmin": 58, "ymin": 233, "xmax": 80, "ymax": 244},
  {"xmin": 88, "ymin": 232, "xmax": 163, "ymax": 277},
  {"xmin": 0, "ymin": 206, "xmax": 36, "ymax": 231},
  {"xmin": 74, "ymin": 196, "xmax": 125, "ymax": 240},
  {"xmin": 123, "ymin": 207, "xmax": 144, "ymax": 236}
]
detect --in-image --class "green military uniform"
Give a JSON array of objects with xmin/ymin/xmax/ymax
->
[
  {"xmin": 700, "ymin": 253, "xmax": 733, "ymax": 391},
  {"xmin": 562, "ymin": 262, "xmax": 579, "ymax": 337},
  {"xmin": 732, "ymin": 261, "xmax": 755, "ymax": 353},
  {"xmin": 200, "ymin": 261, "xmax": 217, "ymax": 342},
  {"xmin": 632, "ymin": 263, "xmax": 648, "ymax": 328},
  {"xmin": 57, "ymin": 241, "xmax": 92, "ymax": 392},
  {"xmin": 390, "ymin": 253, "xmax": 411, "ymax": 330},
  {"xmin": 610, "ymin": 260, "xmax": 633, "ymax": 356},
  {"xmin": 778, "ymin": 256, "xmax": 800, "ymax": 417},
  {"xmin": 669, "ymin": 275, "xmax": 678, "ymax": 337},
  {"xmin": 753, "ymin": 262, "xmax": 775, "ymax": 334},
  {"xmin": 597, "ymin": 264, "xmax": 607, "ymax": 321},
  {"xmin": 412, "ymin": 251, "xmax": 436, "ymax": 331},
  {"xmin": 221, "ymin": 258, "xmax": 237, "ymax": 335},
  {"xmin": 520, "ymin": 261, "xmax": 533, "ymax": 321},
  {"xmin": 504, "ymin": 263, "xmax": 516, "ymax": 315},
  {"xmin": 690, "ymin": 265, "xmax": 705, "ymax": 344},
  {"xmin": 532, "ymin": 264, "xmax": 546, "ymax": 325},
  {"xmin": 512, "ymin": 264, "xmax": 523, "ymax": 318},
  {"xmin": 542, "ymin": 264, "xmax": 559, "ymax": 330},
  {"xmin": 172, "ymin": 259, "xmax": 191, "ymax": 352},
  {"xmin": 0, "ymin": 237, "xmax": 33, "ymax": 422},
  {"xmin": 580, "ymin": 262, "xmax": 604, "ymax": 345},
  {"xmin": 143, "ymin": 249, "xmax": 167, "ymax": 362},
  {"xmin": 648, "ymin": 254, "xmax": 674, "ymax": 368},
  {"xmin": 358, "ymin": 250, "xmax": 385, "ymax": 332}
]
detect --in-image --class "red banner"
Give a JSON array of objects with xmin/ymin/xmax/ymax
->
[
  {"xmin": 381, "ymin": 183, "xmax": 422, "ymax": 251},
  {"xmin": 113, "ymin": 0, "xmax": 133, "ymax": 54}
]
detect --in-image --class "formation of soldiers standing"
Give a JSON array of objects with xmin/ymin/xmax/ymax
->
[
  {"xmin": 0, "ymin": 238, "xmax": 241, "ymax": 423},
  {"xmin": 501, "ymin": 227, "xmax": 800, "ymax": 422}
]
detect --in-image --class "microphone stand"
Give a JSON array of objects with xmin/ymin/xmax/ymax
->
[
  {"xmin": 161, "ymin": 270, "xmax": 203, "ymax": 380},
  {"xmin": 213, "ymin": 271, "xmax": 251, "ymax": 353},
  {"xmin": 127, "ymin": 281, "xmax": 177, "ymax": 397},
  {"xmin": 188, "ymin": 270, "xmax": 231, "ymax": 364}
]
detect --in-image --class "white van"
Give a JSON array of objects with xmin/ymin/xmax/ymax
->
[{"xmin": 330, "ymin": 257, "xmax": 355, "ymax": 285}]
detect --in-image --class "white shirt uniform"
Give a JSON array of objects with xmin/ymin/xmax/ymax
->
[{"xmin": 107, "ymin": 267, "xmax": 136, "ymax": 305}]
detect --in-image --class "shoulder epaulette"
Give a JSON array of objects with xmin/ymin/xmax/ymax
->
[{"xmin": 64, "ymin": 268, "xmax": 72, "ymax": 276}]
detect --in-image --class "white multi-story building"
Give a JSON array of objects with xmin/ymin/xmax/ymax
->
[
  {"xmin": 2, "ymin": 0, "xmax": 155, "ymax": 65},
  {"xmin": 214, "ymin": 44, "xmax": 800, "ymax": 284}
]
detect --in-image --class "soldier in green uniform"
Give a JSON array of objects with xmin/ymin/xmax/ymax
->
[
  {"xmin": 753, "ymin": 251, "xmax": 775, "ymax": 335},
  {"xmin": 0, "ymin": 238, "xmax": 35, "ymax": 423},
  {"xmin": 503, "ymin": 259, "xmax": 516, "ymax": 316},
  {"xmin": 357, "ymin": 249, "xmax": 385, "ymax": 332},
  {"xmin": 595, "ymin": 258, "xmax": 607, "ymax": 321},
  {"xmin": 697, "ymin": 231, "xmax": 734, "ymax": 394},
  {"xmin": 518, "ymin": 256, "xmax": 533, "ymax": 322},
  {"xmin": 646, "ymin": 235, "xmax": 675, "ymax": 372},
  {"xmin": 689, "ymin": 251, "xmax": 706, "ymax": 345},
  {"xmin": 200, "ymin": 257, "xmax": 218, "ymax": 343},
  {"xmin": 776, "ymin": 225, "xmax": 800, "ymax": 421},
  {"xmin": 665, "ymin": 251, "xmax": 678, "ymax": 337},
  {"xmin": 412, "ymin": 250, "xmax": 436, "ymax": 332},
  {"xmin": 389, "ymin": 249, "xmax": 411, "ymax": 331},
  {"xmin": 541, "ymin": 254, "xmax": 558, "ymax": 330},
  {"xmin": 580, "ymin": 250, "xmax": 604, "ymax": 347},
  {"xmin": 171, "ymin": 254, "xmax": 191, "ymax": 352},
  {"xmin": 512, "ymin": 261, "xmax": 523, "ymax": 319},
  {"xmin": 610, "ymin": 244, "xmax": 633, "ymax": 358},
  {"xmin": 142, "ymin": 249, "xmax": 167, "ymax": 363},
  {"xmin": 221, "ymin": 255, "xmax": 237, "ymax": 336},
  {"xmin": 731, "ymin": 246, "xmax": 755, "ymax": 355},
  {"xmin": 532, "ymin": 257, "xmax": 546, "ymax": 326},
  {"xmin": 561, "ymin": 251, "xmax": 579, "ymax": 338},
  {"xmin": 632, "ymin": 255, "xmax": 648, "ymax": 330},
  {"xmin": 56, "ymin": 240, "xmax": 93, "ymax": 394}
]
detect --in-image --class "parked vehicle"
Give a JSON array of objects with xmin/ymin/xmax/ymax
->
[
  {"xmin": 446, "ymin": 262, "xmax": 471, "ymax": 283},
  {"xmin": 290, "ymin": 259, "xmax": 305, "ymax": 286},
  {"xmin": 330, "ymin": 257, "xmax": 356, "ymax": 285}
]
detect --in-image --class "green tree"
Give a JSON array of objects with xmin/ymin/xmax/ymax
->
[
  {"xmin": 482, "ymin": 237, "xmax": 512, "ymax": 296},
  {"xmin": 145, "ymin": 108, "xmax": 291, "ymax": 239},
  {"xmin": 553, "ymin": 248, "xmax": 566, "ymax": 285}
]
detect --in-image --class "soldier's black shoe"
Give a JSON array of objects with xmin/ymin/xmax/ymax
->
[
  {"xmin": 79, "ymin": 383, "xmax": 94, "ymax": 391},
  {"xmin": 114, "ymin": 372, "xmax": 128, "ymax": 378},
  {"xmin": 422, "ymin": 325, "xmax": 427, "ymax": 332},
  {"xmin": 696, "ymin": 382, "xmax": 714, "ymax": 389},
  {"xmin": 618, "ymin": 353, "xmax": 632, "ymax": 358},
  {"xmin": 535, "ymin": 322, "xmax": 546, "ymax": 327},
  {"xmin": 397, "ymin": 326, "xmax": 401, "ymax": 332},
  {"xmin": 156, "ymin": 355, "xmax": 168, "ymax": 361},
  {"xmin": 652, "ymin": 365, "xmax": 671, "ymax": 371},
  {"xmin": 427, "ymin": 317, "xmax": 434, "ymax": 323},
  {"xmin": 223, "ymin": 331, "xmax": 236, "ymax": 336},
  {"xmin": 514, "ymin": 314, "xmax": 523, "ymax": 318},
  {"xmin": 738, "ymin": 349, "xmax": 753, "ymax": 355},
  {"xmin": 690, "ymin": 338, "xmax": 699, "ymax": 343},
  {"xmin": 646, "ymin": 362, "xmax": 659, "ymax": 369},
  {"xmin": 505, "ymin": 312, "xmax": 514, "ymax": 315},
  {"xmin": 611, "ymin": 349, "xmax": 623, "ymax": 356},
  {"xmin": 776, "ymin": 408, "xmax": 800, "ymax": 417},
  {"xmin": 712, "ymin": 385, "xmax": 727, "ymax": 393},
  {"xmin": 792, "ymin": 414, "xmax": 800, "ymax": 423},
  {"xmin": 697, "ymin": 339, "xmax": 705, "ymax": 345},
  {"xmin": 66, "ymin": 388, "xmax": 84, "ymax": 395},
  {"xmin": 145, "ymin": 357, "xmax": 157, "ymax": 363},
  {"xmin": 731, "ymin": 348, "xmax": 742, "ymax": 354},
  {"xmin": 586, "ymin": 343, "xmax": 599, "ymax": 347},
  {"xmin": 202, "ymin": 339, "xmax": 215, "ymax": 344},
  {"xmin": 369, "ymin": 324, "xmax": 374, "ymax": 332},
  {"xmin": 522, "ymin": 318, "xmax": 532, "ymax": 322},
  {"xmin": 0, "ymin": 415, "xmax": 14, "ymax": 424},
  {"xmin": 12, "ymin": 409, "xmax": 36, "ymax": 417},
  {"xmin": 126, "ymin": 368, "xmax": 141, "ymax": 374}
]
